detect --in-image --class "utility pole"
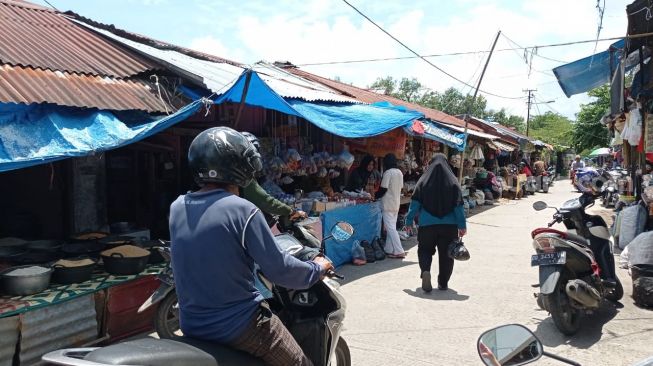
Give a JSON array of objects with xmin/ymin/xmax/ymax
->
[
  {"xmin": 457, "ymin": 30, "xmax": 502, "ymax": 183},
  {"xmin": 523, "ymin": 89, "xmax": 536, "ymax": 137}
]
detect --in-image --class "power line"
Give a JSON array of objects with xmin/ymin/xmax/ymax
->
[
  {"xmin": 501, "ymin": 33, "xmax": 569, "ymax": 64},
  {"xmin": 340, "ymin": 0, "xmax": 523, "ymax": 100},
  {"xmin": 40, "ymin": 0, "xmax": 59, "ymax": 11}
]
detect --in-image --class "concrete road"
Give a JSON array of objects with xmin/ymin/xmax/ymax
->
[{"xmin": 337, "ymin": 180, "xmax": 653, "ymax": 366}]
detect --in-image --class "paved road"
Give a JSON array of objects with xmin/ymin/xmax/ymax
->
[{"xmin": 337, "ymin": 179, "xmax": 653, "ymax": 366}]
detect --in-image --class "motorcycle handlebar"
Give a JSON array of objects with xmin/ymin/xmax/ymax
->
[{"xmin": 326, "ymin": 269, "xmax": 344, "ymax": 280}]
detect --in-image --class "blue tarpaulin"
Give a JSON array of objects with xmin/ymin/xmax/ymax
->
[
  {"xmin": 213, "ymin": 70, "xmax": 423, "ymax": 138},
  {"xmin": 320, "ymin": 202, "xmax": 382, "ymax": 267},
  {"xmin": 403, "ymin": 120, "xmax": 467, "ymax": 151},
  {"xmin": 553, "ymin": 40, "xmax": 637, "ymax": 97},
  {"xmin": 0, "ymin": 100, "xmax": 203, "ymax": 172}
]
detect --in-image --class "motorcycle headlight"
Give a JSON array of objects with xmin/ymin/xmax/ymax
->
[{"xmin": 532, "ymin": 235, "xmax": 567, "ymax": 251}]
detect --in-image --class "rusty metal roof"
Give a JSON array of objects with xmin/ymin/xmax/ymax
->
[
  {"xmin": 287, "ymin": 67, "xmax": 484, "ymax": 131},
  {"xmin": 0, "ymin": 0, "xmax": 159, "ymax": 77},
  {"xmin": 0, "ymin": 64, "xmax": 169, "ymax": 112}
]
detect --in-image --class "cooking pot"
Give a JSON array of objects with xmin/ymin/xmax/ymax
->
[
  {"xmin": 0, "ymin": 265, "xmax": 52, "ymax": 296},
  {"xmin": 52, "ymin": 259, "xmax": 97, "ymax": 285},
  {"xmin": 62, "ymin": 241, "xmax": 106, "ymax": 257},
  {"xmin": 101, "ymin": 251, "xmax": 150, "ymax": 275},
  {"xmin": 69, "ymin": 231, "xmax": 109, "ymax": 243},
  {"xmin": 99, "ymin": 236, "xmax": 135, "ymax": 249},
  {"xmin": 109, "ymin": 222, "xmax": 134, "ymax": 234},
  {"xmin": 0, "ymin": 246, "xmax": 27, "ymax": 260},
  {"xmin": 26, "ymin": 240, "xmax": 63, "ymax": 253},
  {"xmin": 138, "ymin": 240, "xmax": 166, "ymax": 264},
  {"xmin": 10, "ymin": 250, "xmax": 62, "ymax": 265}
]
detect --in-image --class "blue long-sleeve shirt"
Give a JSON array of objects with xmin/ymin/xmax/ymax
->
[
  {"xmin": 405, "ymin": 199, "xmax": 467, "ymax": 229},
  {"xmin": 169, "ymin": 189, "xmax": 323, "ymax": 343}
]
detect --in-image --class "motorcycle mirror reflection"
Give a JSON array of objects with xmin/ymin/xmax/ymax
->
[
  {"xmin": 477, "ymin": 324, "xmax": 543, "ymax": 366},
  {"xmin": 532, "ymin": 201, "xmax": 548, "ymax": 211},
  {"xmin": 331, "ymin": 222, "xmax": 354, "ymax": 242}
]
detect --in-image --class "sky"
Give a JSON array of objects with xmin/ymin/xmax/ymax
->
[{"xmin": 45, "ymin": 0, "xmax": 631, "ymax": 120}]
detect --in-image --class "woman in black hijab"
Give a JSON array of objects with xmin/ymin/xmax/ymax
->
[
  {"xmin": 405, "ymin": 153, "xmax": 467, "ymax": 292},
  {"xmin": 345, "ymin": 155, "xmax": 376, "ymax": 193}
]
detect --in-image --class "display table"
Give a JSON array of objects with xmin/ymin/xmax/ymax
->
[
  {"xmin": 0, "ymin": 263, "xmax": 166, "ymax": 318},
  {"xmin": 320, "ymin": 202, "xmax": 382, "ymax": 267}
]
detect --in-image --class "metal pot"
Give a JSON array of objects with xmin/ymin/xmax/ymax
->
[
  {"xmin": 26, "ymin": 240, "xmax": 63, "ymax": 253},
  {"xmin": 109, "ymin": 222, "xmax": 134, "ymax": 234},
  {"xmin": 62, "ymin": 241, "xmax": 106, "ymax": 257},
  {"xmin": 69, "ymin": 232, "xmax": 109, "ymax": 243},
  {"xmin": 138, "ymin": 240, "xmax": 166, "ymax": 264},
  {"xmin": 101, "ymin": 252, "xmax": 150, "ymax": 275},
  {"xmin": 10, "ymin": 250, "xmax": 62, "ymax": 265},
  {"xmin": 0, "ymin": 265, "xmax": 52, "ymax": 296},
  {"xmin": 52, "ymin": 260, "xmax": 97, "ymax": 285},
  {"xmin": 99, "ymin": 236, "xmax": 135, "ymax": 249}
]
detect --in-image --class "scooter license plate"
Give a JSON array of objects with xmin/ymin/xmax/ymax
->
[{"xmin": 531, "ymin": 251, "xmax": 566, "ymax": 266}]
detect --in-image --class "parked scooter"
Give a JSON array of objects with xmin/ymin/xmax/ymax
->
[
  {"xmin": 535, "ymin": 172, "xmax": 550, "ymax": 193},
  {"xmin": 530, "ymin": 193, "xmax": 623, "ymax": 335},
  {"xmin": 42, "ymin": 221, "xmax": 355, "ymax": 366}
]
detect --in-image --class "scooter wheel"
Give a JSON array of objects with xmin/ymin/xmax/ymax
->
[
  {"xmin": 333, "ymin": 338, "xmax": 351, "ymax": 366},
  {"xmin": 155, "ymin": 291, "xmax": 181, "ymax": 339},
  {"xmin": 605, "ymin": 277, "xmax": 624, "ymax": 302}
]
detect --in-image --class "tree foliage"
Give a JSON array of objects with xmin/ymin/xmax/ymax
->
[
  {"xmin": 529, "ymin": 111, "xmax": 573, "ymax": 148},
  {"xmin": 369, "ymin": 76, "xmax": 525, "ymax": 132},
  {"xmin": 572, "ymin": 85, "xmax": 610, "ymax": 153}
]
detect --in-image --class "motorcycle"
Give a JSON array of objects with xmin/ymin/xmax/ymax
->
[
  {"xmin": 535, "ymin": 172, "xmax": 550, "ymax": 193},
  {"xmin": 601, "ymin": 170, "xmax": 620, "ymax": 208},
  {"xmin": 42, "ymin": 221, "xmax": 355, "ymax": 366},
  {"xmin": 530, "ymin": 193, "xmax": 623, "ymax": 335}
]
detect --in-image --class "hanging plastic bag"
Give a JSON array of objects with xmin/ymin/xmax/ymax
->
[
  {"xmin": 339, "ymin": 147, "xmax": 355, "ymax": 169},
  {"xmin": 351, "ymin": 240, "xmax": 367, "ymax": 265}
]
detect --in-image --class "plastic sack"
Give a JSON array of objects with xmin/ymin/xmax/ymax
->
[
  {"xmin": 618, "ymin": 204, "xmax": 648, "ymax": 249},
  {"xmin": 338, "ymin": 147, "xmax": 355, "ymax": 169},
  {"xmin": 285, "ymin": 149, "xmax": 302, "ymax": 163},
  {"xmin": 626, "ymin": 231, "xmax": 653, "ymax": 266},
  {"xmin": 317, "ymin": 167, "xmax": 328, "ymax": 178}
]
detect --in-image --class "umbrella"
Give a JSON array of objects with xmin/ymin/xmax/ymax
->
[{"xmin": 588, "ymin": 147, "xmax": 611, "ymax": 157}]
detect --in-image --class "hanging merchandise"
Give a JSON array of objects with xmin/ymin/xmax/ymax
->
[
  {"xmin": 646, "ymin": 113, "xmax": 653, "ymax": 153},
  {"xmin": 470, "ymin": 144, "xmax": 485, "ymax": 160},
  {"xmin": 623, "ymin": 107, "xmax": 642, "ymax": 146}
]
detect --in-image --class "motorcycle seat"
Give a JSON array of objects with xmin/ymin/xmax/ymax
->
[
  {"xmin": 84, "ymin": 338, "xmax": 218, "ymax": 366},
  {"xmin": 566, "ymin": 232, "xmax": 589, "ymax": 246},
  {"xmin": 175, "ymin": 337, "xmax": 265, "ymax": 365}
]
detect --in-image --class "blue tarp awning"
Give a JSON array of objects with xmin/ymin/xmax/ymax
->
[
  {"xmin": 403, "ymin": 120, "xmax": 467, "ymax": 151},
  {"xmin": 553, "ymin": 40, "xmax": 637, "ymax": 97},
  {"xmin": 0, "ymin": 100, "xmax": 203, "ymax": 172},
  {"xmin": 212, "ymin": 70, "xmax": 424, "ymax": 138}
]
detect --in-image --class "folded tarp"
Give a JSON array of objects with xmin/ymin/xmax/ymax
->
[
  {"xmin": 553, "ymin": 40, "xmax": 639, "ymax": 97},
  {"xmin": 213, "ymin": 70, "xmax": 423, "ymax": 138},
  {"xmin": 404, "ymin": 120, "xmax": 467, "ymax": 151},
  {"xmin": 0, "ymin": 100, "xmax": 203, "ymax": 172}
]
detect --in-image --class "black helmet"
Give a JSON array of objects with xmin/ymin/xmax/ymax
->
[
  {"xmin": 448, "ymin": 239, "xmax": 470, "ymax": 261},
  {"xmin": 240, "ymin": 131, "xmax": 260, "ymax": 151},
  {"xmin": 188, "ymin": 127, "xmax": 263, "ymax": 187}
]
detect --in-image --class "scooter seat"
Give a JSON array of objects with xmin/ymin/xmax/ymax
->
[
  {"xmin": 566, "ymin": 232, "xmax": 589, "ymax": 246},
  {"xmin": 84, "ymin": 338, "xmax": 217, "ymax": 366},
  {"xmin": 175, "ymin": 337, "xmax": 265, "ymax": 365}
]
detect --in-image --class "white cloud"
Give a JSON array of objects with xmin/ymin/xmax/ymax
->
[{"xmin": 188, "ymin": 0, "xmax": 630, "ymax": 120}]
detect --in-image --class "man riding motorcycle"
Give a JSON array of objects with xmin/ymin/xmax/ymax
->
[
  {"xmin": 239, "ymin": 131, "xmax": 306, "ymax": 224},
  {"xmin": 168, "ymin": 127, "xmax": 332, "ymax": 366},
  {"xmin": 572, "ymin": 167, "xmax": 618, "ymax": 286}
]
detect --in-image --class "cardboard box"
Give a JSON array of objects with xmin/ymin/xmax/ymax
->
[{"xmin": 312, "ymin": 202, "xmax": 327, "ymax": 213}]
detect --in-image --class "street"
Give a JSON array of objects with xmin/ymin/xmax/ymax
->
[{"xmin": 337, "ymin": 180, "xmax": 653, "ymax": 366}]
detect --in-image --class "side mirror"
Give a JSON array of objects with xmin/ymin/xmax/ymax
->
[
  {"xmin": 331, "ymin": 222, "xmax": 354, "ymax": 242},
  {"xmin": 532, "ymin": 201, "xmax": 548, "ymax": 211},
  {"xmin": 478, "ymin": 324, "xmax": 543, "ymax": 366}
]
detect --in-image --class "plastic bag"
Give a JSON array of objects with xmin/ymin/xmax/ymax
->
[
  {"xmin": 351, "ymin": 240, "xmax": 367, "ymax": 265},
  {"xmin": 627, "ymin": 231, "xmax": 653, "ymax": 266},
  {"xmin": 338, "ymin": 147, "xmax": 355, "ymax": 169},
  {"xmin": 618, "ymin": 204, "xmax": 648, "ymax": 249}
]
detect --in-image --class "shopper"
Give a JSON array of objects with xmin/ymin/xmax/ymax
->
[
  {"xmin": 346, "ymin": 154, "xmax": 378, "ymax": 196},
  {"xmin": 406, "ymin": 153, "xmax": 467, "ymax": 292},
  {"xmin": 376, "ymin": 153, "xmax": 405, "ymax": 258}
]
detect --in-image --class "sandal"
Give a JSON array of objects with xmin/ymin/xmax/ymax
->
[{"xmin": 386, "ymin": 253, "xmax": 406, "ymax": 259}]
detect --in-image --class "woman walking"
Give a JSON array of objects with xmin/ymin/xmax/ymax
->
[{"xmin": 406, "ymin": 153, "xmax": 467, "ymax": 292}]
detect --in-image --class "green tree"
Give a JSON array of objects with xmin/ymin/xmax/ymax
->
[
  {"xmin": 572, "ymin": 85, "xmax": 610, "ymax": 152},
  {"xmin": 529, "ymin": 111, "xmax": 573, "ymax": 148}
]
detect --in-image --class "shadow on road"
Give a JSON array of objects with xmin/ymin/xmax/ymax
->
[
  {"xmin": 339, "ymin": 259, "xmax": 418, "ymax": 284},
  {"xmin": 403, "ymin": 288, "xmax": 470, "ymax": 301},
  {"xmin": 533, "ymin": 301, "xmax": 621, "ymax": 349}
]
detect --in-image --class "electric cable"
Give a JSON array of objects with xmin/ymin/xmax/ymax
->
[{"xmin": 340, "ymin": 0, "xmax": 524, "ymax": 100}]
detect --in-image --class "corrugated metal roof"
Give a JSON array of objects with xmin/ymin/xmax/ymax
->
[
  {"xmin": 287, "ymin": 67, "xmax": 484, "ymax": 131},
  {"xmin": 0, "ymin": 316, "xmax": 18, "ymax": 366},
  {"xmin": 252, "ymin": 62, "xmax": 360, "ymax": 103},
  {"xmin": 73, "ymin": 22, "xmax": 361, "ymax": 104},
  {"xmin": 0, "ymin": 0, "xmax": 159, "ymax": 77},
  {"xmin": 0, "ymin": 64, "xmax": 169, "ymax": 112},
  {"xmin": 446, "ymin": 124, "xmax": 501, "ymax": 140},
  {"xmin": 19, "ymin": 294, "xmax": 98, "ymax": 366}
]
